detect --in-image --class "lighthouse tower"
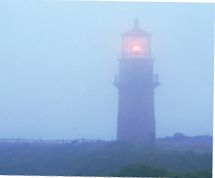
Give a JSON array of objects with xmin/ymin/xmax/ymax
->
[{"xmin": 113, "ymin": 20, "xmax": 159, "ymax": 145}]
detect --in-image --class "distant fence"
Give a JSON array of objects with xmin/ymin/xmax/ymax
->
[{"xmin": 0, "ymin": 138, "xmax": 104, "ymax": 144}]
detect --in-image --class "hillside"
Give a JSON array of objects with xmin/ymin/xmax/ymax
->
[{"xmin": 0, "ymin": 136, "xmax": 212, "ymax": 176}]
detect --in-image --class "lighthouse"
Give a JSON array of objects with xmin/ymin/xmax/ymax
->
[{"xmin": 113, "ymin": 19, "xmax": 159, "ymax": 145}]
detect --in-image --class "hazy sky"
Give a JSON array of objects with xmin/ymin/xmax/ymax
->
[{"xmin": 0, "ymin": 1, "xmax": 214, "ymax": 139}]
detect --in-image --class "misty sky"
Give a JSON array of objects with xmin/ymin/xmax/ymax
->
[{"xmin": 0, "ymin": 1, "xmax": 214, "ymax": 140}]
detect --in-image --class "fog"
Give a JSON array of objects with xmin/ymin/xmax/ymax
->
[{"xmin": 0, "ymin": 1, "xmax": 213, "ymax": 139}]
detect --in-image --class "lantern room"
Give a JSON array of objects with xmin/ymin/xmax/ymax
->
[{"xmin": 121, "ymin": 19, "xmax": 151, "ymax": 59}]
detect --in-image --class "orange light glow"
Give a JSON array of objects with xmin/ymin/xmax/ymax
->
[
  {"xmin": 122, "ymin": 37, "xmax": 149, "ymax": 59},
  {"xmin": 132, "ymin": 45, "xmax": 141, "ymax": 52}
]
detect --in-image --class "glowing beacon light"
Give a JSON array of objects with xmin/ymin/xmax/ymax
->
[
  {"xmin": 121, "ymin": 19, "xmax": 151, "ymax": 59},
  {"xmin": 133, "ymin": 45, "xmax": 141, "ymax": 52}
]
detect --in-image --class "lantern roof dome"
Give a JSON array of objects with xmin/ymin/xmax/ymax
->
[{"xmin": 122, "ymin": 19, "xmax": 151, "ymax": 37}]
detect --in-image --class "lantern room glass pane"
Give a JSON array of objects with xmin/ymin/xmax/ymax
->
[{"xmin": 122, "ymin": 36, "xmax": 150, "ymax": 59}]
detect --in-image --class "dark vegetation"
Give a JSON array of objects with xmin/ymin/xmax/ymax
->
[
  {"xmin": 114, "ymin": 162, "xmax": 212, "ymax": 178},
  {"xmin": 0, "ymin": 140, "xmax": 212, "ymax": 177}
]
